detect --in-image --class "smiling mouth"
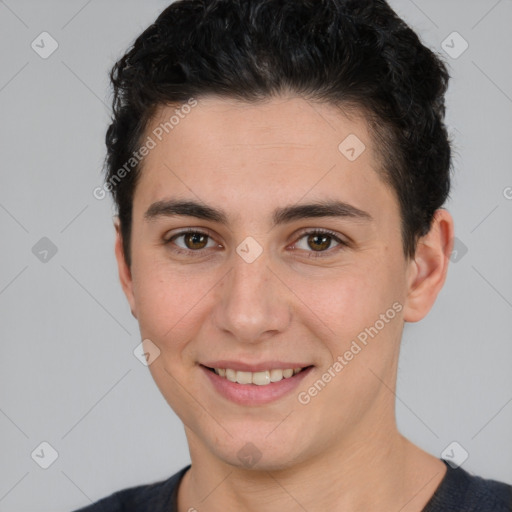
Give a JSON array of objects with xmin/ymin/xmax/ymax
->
[{"xmin": 202, "ymin": 365, "xmax": 313, "ymax": 386}]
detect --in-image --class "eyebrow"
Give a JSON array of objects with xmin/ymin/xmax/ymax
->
[{"xmin": 144, "ymin": 198, "xmax": 373, "ymax": 227}]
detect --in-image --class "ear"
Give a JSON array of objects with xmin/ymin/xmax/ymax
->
[
  {"xmin": 403, "ymin": 209, "xmax": 454, "ymax": 323},
  {"xmin": 113, "ymin": 217, "xmax": 138, "ymax": 318}
]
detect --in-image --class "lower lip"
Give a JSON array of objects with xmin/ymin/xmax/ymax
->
[{"xmin": 201, "ymin": 365, "xmax": 313, "ymax": 406}]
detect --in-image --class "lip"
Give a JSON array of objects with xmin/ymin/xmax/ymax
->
[
  {"xmin": 201, "ymin": 361, "xmax": 312, "ymax": 372},
  {"xmin": 200, "ymin": 364, "xmax": 314, "ymax": 405}
]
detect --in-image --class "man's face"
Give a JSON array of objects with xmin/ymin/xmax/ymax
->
[{"xmin": 117, "ymin": 96, "xmax": 418, "ymax": 469}]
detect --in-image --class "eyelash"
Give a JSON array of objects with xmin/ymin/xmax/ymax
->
[{"xmin": 164, "ymin": 228, "xmax": 348, "ymax": 258}]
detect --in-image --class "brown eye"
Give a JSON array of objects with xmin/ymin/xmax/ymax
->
[
  {"xmin": 306, "ymin": 233, "xmax": 332, "ymax": 251},
  {"xmin": 183, "ymin": 232, "xmax": 209, "ymax": 250},
  {"xmin": 166, "ymin": 230, "xmax": 217, "ymax": 254},
  {"xmin": 293, "ymin": 229, "xmax": 346, "ymax": 257}
]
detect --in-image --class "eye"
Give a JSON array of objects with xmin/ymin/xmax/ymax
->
[
  {"xmin": 291, "ymin": 229, "xmax": 347, "ymax": 257},
  {"xmin": 164, "ymin": 228, "xmax": 348, "ymax": 258},
  {"xmin": 165, "ymin": 230, "xmax": 220, "ymax": 255}
]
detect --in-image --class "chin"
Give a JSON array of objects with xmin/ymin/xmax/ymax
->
[
  {"xmin": 221, "ymin": 449, "xmax": 301, "ymax": 472},
  {"xmin": 205, "ymin": 431, "xmax": 310, "ymax": 473}
]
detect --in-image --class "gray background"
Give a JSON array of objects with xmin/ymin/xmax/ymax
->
[{"xmin": 0, "ymin": 1, "xmax": 511, "ymax": 511}]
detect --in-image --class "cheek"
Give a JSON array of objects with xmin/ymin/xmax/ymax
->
[
  {"xmin": 288, "ymin": 261, "xmax": 404, "ymax": 375},
  {"xmin": 291, "ymin": 266, "xmax": 394, "ymax": 335},
  {"xmin": 131, "ymin": 259, "xmax": 184, "ymax": 336},
  {"xmin": 131, "ymin": 258, "xmax": 219, "ymax": 352}
]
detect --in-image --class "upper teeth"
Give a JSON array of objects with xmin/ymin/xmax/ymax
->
[{"xmin": 214, "ymin": 368, "xmax": 303, "ymax": 385}]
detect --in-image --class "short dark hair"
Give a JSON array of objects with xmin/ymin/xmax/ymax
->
[{"xmin": 105, "ymin": 0, "xmax": 452, "ymax": 267}]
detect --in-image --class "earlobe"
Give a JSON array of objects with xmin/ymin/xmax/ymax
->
[
  {"xmin": 403, "ymin": 209, "xmax": 454, "ymax": 323},
  {"xmin": 113, "ymin": 217, "xmax": 138, "ymax": 319}
]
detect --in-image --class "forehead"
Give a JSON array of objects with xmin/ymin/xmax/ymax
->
[
  {"xmin": 148, "ymin": 95, "xmax": 372, "ymax": 158},
  {"xmin": 133, "ymin": 95, "xmax": 397, "ymax": 225}
]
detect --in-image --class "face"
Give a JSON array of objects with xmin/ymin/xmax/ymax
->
[{"xmin": 115, "ymin": 96, "xmax": 447, "ymax": 470}]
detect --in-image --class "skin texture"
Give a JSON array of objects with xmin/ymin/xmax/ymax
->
[{"xmin": 114, "ymin": 96, "xmax": 454, "ymax": 511}]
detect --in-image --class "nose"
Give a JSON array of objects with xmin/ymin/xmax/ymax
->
[{"xmin": 212, "ymin": 250, "xmax": 292, "ymax": 344}]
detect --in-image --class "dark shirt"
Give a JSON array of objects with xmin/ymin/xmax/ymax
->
[{"xmin": 73, "ymin": 459, "xmax": 512, "ymax": 511}]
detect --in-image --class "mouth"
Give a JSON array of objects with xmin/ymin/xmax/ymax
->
[
  {"xmin": 202, "ymin": 365, "xmax": 312, "ymax": 386},
  {"xmin": 200, "ymin": 364, "xmax": 314, "ymax": 405}
]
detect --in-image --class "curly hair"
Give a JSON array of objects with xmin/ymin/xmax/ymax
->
[{"xmin": 104, "ymin": 0, "xmax": 452, "ymax": 267}]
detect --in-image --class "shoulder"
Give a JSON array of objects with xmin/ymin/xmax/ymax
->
[
  {"xmin": 424, "ymin": 461, "xmax": 512, "ymax": 512},
  {"xmin": 71, "ymin": 465, "xmax": 190, "ymax": 512}
]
